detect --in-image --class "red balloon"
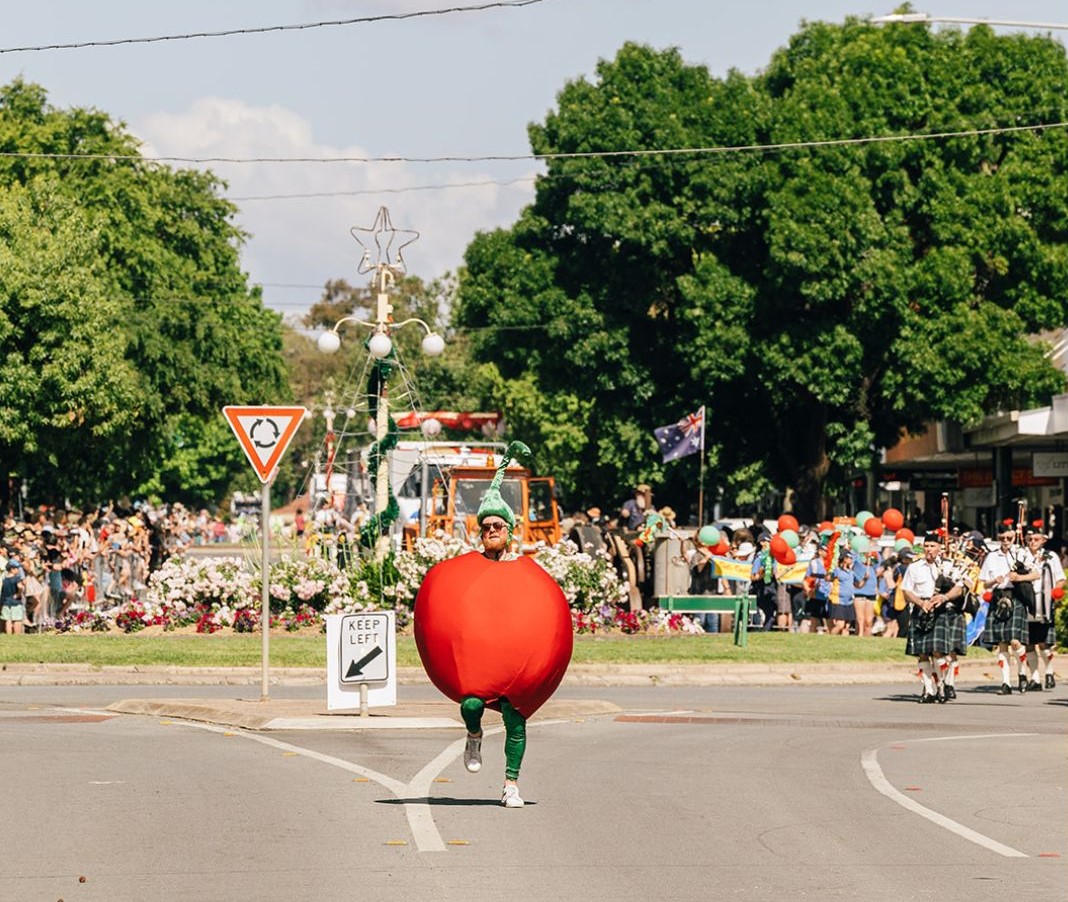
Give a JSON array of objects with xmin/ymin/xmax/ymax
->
[
  {"xmin": 894, "ymin": 528, "xmax": 914, "ymax": 543},
  {"xmin": 780, "ymin": 547, "xmax": 797, "ymax": 565},
  {"xmin": 881, "ymin": 508, "xmax": 904, "ymax": 531},
  {"xmin": 777, "ymin": 514, "xmax": 799, "ymax": 534},
  {"xmin": 863, "ymin": 517, "xmax": 884, "ymax": 538},
  {"xmin": 769, "ymin": 534, "xmax": 789, "ymax": 558},
  {"xmin": 414, "ymin": 552, "xmax": 573, "ymax": 719},
  {"xmin": 819, "ymin": 520, "xmax": 834, "ymax": 532},
  {"xmin": 982, "ymin": 591, "xmax": 993, "ymax": 602},
  {"xmin": 1053, "ymin": 587, "xmax": 1065, "ymax": 601}
]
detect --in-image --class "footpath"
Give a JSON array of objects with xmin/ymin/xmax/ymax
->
[{"xmin": 0, "ymin": 657, "xmax": 1009, "ymax": 732}]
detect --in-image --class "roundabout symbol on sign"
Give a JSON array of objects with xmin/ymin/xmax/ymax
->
[{"xmin": 250, "ymin": 417, "xmax": 281, "ymax": 449}]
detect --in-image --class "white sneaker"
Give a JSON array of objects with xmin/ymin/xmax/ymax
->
[
  {"xmin": 463, "ymin": 734, "xmax": 482, "ymax": 773},
  {"xmin": 501, "ymin": 783, "xmax": 524, "ymax": 808}
]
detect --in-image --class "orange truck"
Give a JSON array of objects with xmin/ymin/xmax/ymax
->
[{"xmin": 391, "ymin": 441, "xmax": 561, "ymax": 553}]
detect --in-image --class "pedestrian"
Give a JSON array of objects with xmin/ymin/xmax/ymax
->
[
  {"xmin": 1022, "ymin": 524, "xmax": 1064, "ymax": 690},
  {"xmin": 459, "ymin": 461, "xmax": 531, "ymax": 809},
  {"xmin": 980, "ymin": 522, "xmax": 1038, "ymax": 695},
  {"xmin": 853, "ymin": 547, "xmax": 879, "ymax": 637},
  {"xmin": 1, "ymin": 559, "xmax": 25, "ymax": 634},
  {"xmin": 900, "ymin": 533, "xmax": 961, "ymax": 702},
  {"xmin": 827, "ymin": 548, "xmax": 857, "ymax": 636}
]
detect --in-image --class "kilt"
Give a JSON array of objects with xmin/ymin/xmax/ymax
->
[
  {"xmin": 982, "ymin": 594, "xmax": 1029, "ymax": 645},
  {"xmin": 1027, "ymin": 621, "xmax": 1056, "ymax": 646},
  {"xmin": 932, "ymin": 606, "xmax": 967, "ymax": 656},
  {"xmin": 906, "ymin": 605, "xmax": 936, "ymax": 656}
]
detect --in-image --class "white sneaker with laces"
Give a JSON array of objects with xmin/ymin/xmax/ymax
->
[
  {"xmin": 463, "ymin": 734, "xmax": 482, "ymax": 773},
  {"xmin": 501, "ymin": 783, "xmax": 524, "ymax": 808}
]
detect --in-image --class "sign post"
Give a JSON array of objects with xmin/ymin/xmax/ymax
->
[{"xmin": 223, "ymin": 405, "xmax": 307, "ymax": 700}]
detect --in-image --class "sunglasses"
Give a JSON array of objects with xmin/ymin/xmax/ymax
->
[{"xmin": 481, "ymin": 522, "xmax": 507, "ymax": 534}]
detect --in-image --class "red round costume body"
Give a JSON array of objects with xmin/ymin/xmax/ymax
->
[{"xmin": 414, "ymin": 552, "xmax": 574, "ymax": 720}]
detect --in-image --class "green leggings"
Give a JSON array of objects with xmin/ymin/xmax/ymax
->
[{"xmin": 460, "ymin": 696, "xmax": 526, "ymax": 781}]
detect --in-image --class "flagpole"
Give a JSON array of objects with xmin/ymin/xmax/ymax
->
[{"xmin": 697, "ymin": 405, "xmax": 706, "ymax": 525}]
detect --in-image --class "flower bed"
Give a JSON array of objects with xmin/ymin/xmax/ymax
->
[{"xmin": 92, "ymin": 539, "xmax": 701, "ymax": 636}]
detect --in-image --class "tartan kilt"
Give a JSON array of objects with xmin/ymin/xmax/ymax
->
[
  {"xmin": 1027, "ymin": 620, "xmax": 1056, "ymax": 646},
  {"xmin": 982, "ymin": 596, "xmax": 1029, "ymax": 645},
  {"xmin": 906, "ymin": 606, "xmax": 936, "ymax": 657},
  {"xmin": 932, "ymin": 608, "xmax": 967, "ymax": 656}
]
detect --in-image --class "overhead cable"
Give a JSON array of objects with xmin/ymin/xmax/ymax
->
[
  {"xmin": 0, "ymin": 0, "xmax": 553, "ymax": 54},
  {"xmin": 2, "ymin": 120, "xmax": 1066, "ymax": 166}
]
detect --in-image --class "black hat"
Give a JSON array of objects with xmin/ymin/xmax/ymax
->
[{"xmin": 923, "ymin": 532, "xmax": 942, "ymax": 545}]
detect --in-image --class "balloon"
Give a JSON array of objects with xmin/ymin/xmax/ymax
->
[
  {"xmin": 982, "ymin": 590, "xmax": 993, "ymax": 603},
  {"xmin": 1053, "ymin": 587, "xmax": 1065, "ymax": 601},
  {"xmin": 895, "ymin": 528, "xmax": 914, "ymax": 543},
  {"xmin": 882, "ymin": 508, "xmax": 904, "ymax": 531},
  {"xmin": 777, "ymin": 514, "xmax": 799, "ymax": 534},
  {"xmin": 781, "ymin": 547, "xmax": 797, "ymax": 565},
  {"xmin": 864, "ymin": 517, "xmax": 884, "ymax": 538},
  {"xmin": 894, "ymin": 538, "xmax": 911, "ymax": 551},
  {"xmin": 850, "ymin": 534, "xmax": 869, "ymax": 553},
  {"xmin": 698, "ymin": 525, "xmax": 720, "ymax": 547},
  {"xmin": 712, "ymin": 538, "xmax": 730, "ymax": 556},
  {"xmin": 780, "ymin": 528, "xmax": 800, "ymax": 548},
  {"xmin": 819, "ymin": 520, "xmax": 834, "ymax": 532},
  {"xmin": 415, "ymin": 553, "xmax": 573, "ymax": 719},
  {"xmin": 855, "ymin": 511, "xmax": 874, "ymax": 528},
  {"xmin": 769, "ymin": 534, "xmax": 789, "ymax": 558}
]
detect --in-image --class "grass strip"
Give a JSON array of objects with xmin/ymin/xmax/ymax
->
[{"xmin": 0, "ymin": 631, "xmax": 997, "ymax": 669}]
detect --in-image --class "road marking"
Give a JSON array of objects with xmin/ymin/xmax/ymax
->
[{"xmin": 861, "ymin": 735, "xmax": 1035, "ymax": 859}]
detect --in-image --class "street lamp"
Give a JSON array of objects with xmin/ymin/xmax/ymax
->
[{"xmin": 316, "ymin": 207, "xmax": 446, "ymax": 558}]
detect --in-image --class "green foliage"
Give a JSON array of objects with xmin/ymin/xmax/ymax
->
[
  {"xmin": 454, "ymin": 28, "xmax": 1068, "ymax": 519},
  {"xmin": 0, "ymin": 79, "xmax": 288, "ymax": 505}
]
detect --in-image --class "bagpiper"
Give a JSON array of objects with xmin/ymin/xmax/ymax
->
[
  {"xmin": 979, "ymin": 520, "xmax": 1038, "ymax": 695},
  {"xmin": 1022, "ymin": 523, "xmax": 1065, "ymax": 690},
  {"xmin": 900, "ymin": 533, "xmax": 966, "ymax": 702}
]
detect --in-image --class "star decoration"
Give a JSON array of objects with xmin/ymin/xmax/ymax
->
[{"xmin": 351, "ymin": 206, "xmax": 419, "ymax": 276}]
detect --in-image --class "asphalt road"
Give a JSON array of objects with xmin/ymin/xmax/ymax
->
[{"xmin": 1, "ymin": 682, "xmax": 1064, "ymax": 902}]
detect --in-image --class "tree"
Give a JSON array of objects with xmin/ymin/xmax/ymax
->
[
  {"xmin": 455, "ymin": 23, "xmax": 1068, "ymax": 521},
  {"xmin": 0, "ymin": 80, "xmax": 289, "ymax": 506}
]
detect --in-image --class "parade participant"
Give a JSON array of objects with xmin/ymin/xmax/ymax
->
[
  {"xmin": 979, "ymin": 522, "xmax": 1038, "ymax": 695},
  {"xmin": 415, "ymin": 442, "xmax": 572, "ymax": 811},
  {"xmin": 1023, "ymin": 524, "xmax": 1065, "ymax": 690},
  {"xmin": 800, "ymin": 531, "xmax": 834, "ymax": 633},
  {"xmin": 900, "ymin": 534, "xmax": 964, "ymax": 702},
  {"xmin": 1, "ymin": 559, "xmax": 25, "ymax": 634},
  {"xmin": 621, "ymin": 484, "xmax": 653, "ymax": 530}
]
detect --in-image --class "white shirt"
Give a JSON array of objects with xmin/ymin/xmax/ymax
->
[
  {"xmin": 900, "ymin": 556, "xmax": 953, "ymax": 598},
  {"xmin": 979, "ymin": 546, "xmax": 1035, "ymax": 590}
]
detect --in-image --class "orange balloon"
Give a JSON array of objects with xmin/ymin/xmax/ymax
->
[
  {"xmin": 781, "ymin": 547, "xmax": 797, "ymax": 565},
  {"xmin": 712, "ymin": 538, "xmax": 730, "ymax": 555},
  {"xmin": 769, "ymin": 534, "xmax": 789, "ymax": 558},
  {"xmin": 864, "ymin": 517, "xmax": 885, "ymax": 538},
  {"xmin": 895, "ymin": 528, "xmax": 915, "ymax": 543},
  {"xmin": 819, "ymin": 520, "xmax": 834, "ymax": 532},
  {"xmin": 882, "ymin": 508, "xmax": 904, "ymax": 531},
  {"xmin": 777, "ymin": 514, "xmax": 799, "ymax": 534}
]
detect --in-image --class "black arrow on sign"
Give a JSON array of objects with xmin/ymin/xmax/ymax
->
[{"xmin": 345, "ymin": 646, "xmax": 383, "ymax": 679}]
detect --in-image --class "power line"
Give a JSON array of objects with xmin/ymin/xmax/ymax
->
[
  {"xmin": 0, "ymin": 0, "xmax": 554, "ymax": 54},
  {"xmin": 3, "ymin": 120, "xmax": 1066, "ymax": 166},
  {"xmin": 229, "ymin": 176, "xmax": 536, "ymax": 202}
]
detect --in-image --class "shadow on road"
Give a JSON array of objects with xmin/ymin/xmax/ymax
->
[{"xmin": 376, "ymin": 797, "xmax": 536, "ymax": 807}]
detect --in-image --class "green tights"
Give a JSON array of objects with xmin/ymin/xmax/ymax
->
[{"xmin": 460, "ymin": 696, "xmax": 526, "ymax": 781}]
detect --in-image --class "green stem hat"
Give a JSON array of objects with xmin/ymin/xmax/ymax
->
[{"xmin": 476, "ymin": 441, "xmax": 532, "ymax": 533}]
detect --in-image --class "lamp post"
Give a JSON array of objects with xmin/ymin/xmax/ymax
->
[{"xmin": 317, "ymin": 207, "xmax": 445, "ymax": 558}]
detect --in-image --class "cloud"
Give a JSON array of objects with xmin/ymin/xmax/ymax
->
[{"xmin": 135, "ymin": 96, "xmax": 536, "ymax": 312}]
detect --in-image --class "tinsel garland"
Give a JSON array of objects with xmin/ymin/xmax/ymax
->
[{"xmin": 360, "ymin": 355, "xmax": 401, "ymax": 549}]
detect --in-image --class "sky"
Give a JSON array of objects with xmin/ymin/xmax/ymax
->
[{"xmin": 3, "ymin": 1, "xmax": 1067, "ymax": 320}]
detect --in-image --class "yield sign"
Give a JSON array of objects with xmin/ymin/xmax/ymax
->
[{"xmin": 223, "ymin": 406, "xmax": 307, "ymax": 483}]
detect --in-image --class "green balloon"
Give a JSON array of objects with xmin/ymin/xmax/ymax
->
[
  {"xmin": 894, "ymin": 538, "xmax": 911, "ymax": 551},
  {"xmin": 850, "ymin": 534, "xmax": 868, "ymax": 553},
  {"xmin": 856, "ymin": 510, "xmax": 873, "ymax": 527},
  {"xmin": 698, "ymin": 525, "xmax": 720, "ymax": 547},
  {"xmin": 781, "ymin": 528, "xmax": 799, "ymax": 548}
]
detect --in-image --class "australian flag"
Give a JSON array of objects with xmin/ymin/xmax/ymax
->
[{"xmin": 654, "ymin": 406, "xmax": 704, "ymax": 463}]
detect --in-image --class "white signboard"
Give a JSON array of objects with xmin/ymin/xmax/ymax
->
[
  {"xmin": 325, "ymin": 612, "xmax": 396, "ymax": 710},
  {"xmin": 1033, "ymin": 451, "xmax": 1068, "ymax": 479}
]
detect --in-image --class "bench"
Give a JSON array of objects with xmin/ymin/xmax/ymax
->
[{"xmin": 656, "ymin": 595, "xmax": 751, "ymax": 647}]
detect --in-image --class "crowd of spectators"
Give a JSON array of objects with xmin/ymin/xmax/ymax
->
[{"xmin": 0, "ymin": 502, "xmax": 250, "ymax": 631}]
